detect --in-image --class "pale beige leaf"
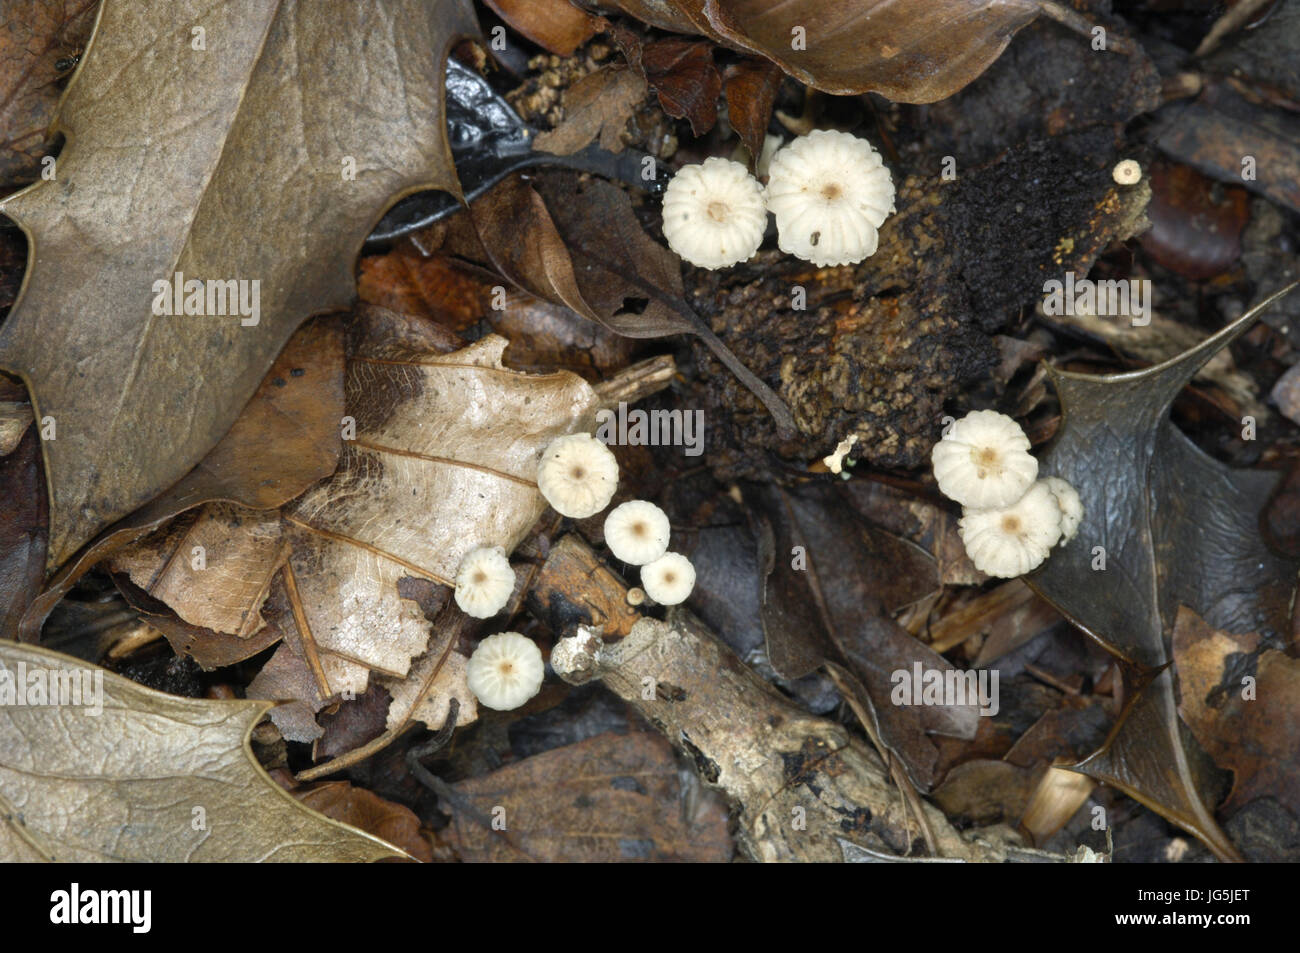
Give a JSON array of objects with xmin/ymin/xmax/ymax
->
[
  {"xmin": 0, "ymin": 641, "xmax": 402, "ymax": 862},
  {"xmin": 112, "ymin": 505, "xmax": 285, "ymax": 638},
  {"xmin": 281, "ymin": 330, "xmax": 601, "ymax": 696}
]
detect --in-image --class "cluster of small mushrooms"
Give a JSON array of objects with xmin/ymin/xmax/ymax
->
[
  {"xmin": 931, "ymin": 411, "xmax": 1083, "ymax": 579},
  {"xmin": 455, "ymin": 431, "xmax": 695, "ymax": 711},
  {"xmin": 662, "ymin": 129, "xmax": 896, "ymax": 269}
]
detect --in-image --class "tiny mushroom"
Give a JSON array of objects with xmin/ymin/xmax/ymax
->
[
  {"xmin": 1044, "ymin": 476, "xmax": 1084, "ymax": 544},
  {"xmin": 537, "ymin": 432, "xmax": 619, "ymax": 518},
  {"xmin": 465, "ymin": 631, "xmax": 545, "ymax": 711},
  {"xmin": 765, "ymin": 129, "xmax": 895, "ymax": 268},
  {"xmin": 931, "ymin": 409, "xmax": 1038, "ymax": 509},
  {"xmin": 661, "ymin": 157, "xmax": 768, "ymax": 270},
  {"xmin": 640, "ymin": 552, "xmax": 695, "ymax": 605},
  {"xmin": 1112, "ymin": 159, "xmax": 1142, "ymax": 185},
  {"xmin": 454, "ymin": 545, "xmax": 515, "ymax": 618},
  {"xmin": 604, "ymin": 499, "xmax": 671, "ymax": 565},
  {"xmin": 959, "ymin": 480, "xmax": 1063, "ymax": 578}
]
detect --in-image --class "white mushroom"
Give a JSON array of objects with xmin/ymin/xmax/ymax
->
[
  {"xmin": 959, "ymin": 481, "xmax": 1063, "ymax": 578},
  {"xmin": 661, "ymin": 157, "xmax": 768, "ymax": 270},
  {"xmin": 537, "ymin": 432, "xmax": 619, "ymax": 519},
  {"xmin": 454, "ymin": 546, "xmax": 515, "ymax": 618},
  {"xmin": 765, "ymin": 129, "xmax": 895, "ymax": 267},
  {"xmin": 465, "ymin": 631, "xmax": 545, "ymax": 711},
  {"xmin": 1043, "ymin": 476, "xmax": 1084, "ymax": 544},
  {"xmin": 1112, "ymin": 159, "xmax": 1142, "ymax": 185},
  {"xmin": 640, "ymin": 552, "xmax": 695, "ymax": 605},
  {"xmin": 931, "ymin": 410, "xmax": 1038, "ymax": 509},
  {"xmin": 604, "ymin": 500, "xmax": 671, "ymax": 565}
]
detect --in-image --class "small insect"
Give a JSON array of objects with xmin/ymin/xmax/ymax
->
[{"xmin": 54, "ymin": 49, "xmax": 83, "ymax": 76}]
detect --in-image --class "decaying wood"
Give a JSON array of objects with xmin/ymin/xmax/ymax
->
[{"xmin": 537, "ymin": 535, "xmax": 1023, "ymax": 863}]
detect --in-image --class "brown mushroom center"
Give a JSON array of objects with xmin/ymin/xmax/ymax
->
[
  {"xmin": 472, "ymin": 570, "xmax": 487, "ymax": 585},
  {"xmin": 570, "ymin": 465, "xmax": 587, "ymax": 480},
  {"xmin": 498, "ymin": 661, "xmax": 514, "ymax": 676},
  {"xmin": 632, "ymin": 521, "xmax": 647, "ymax": 538},
  {"xmin": 820, "ymin": 183, "xmax": 842, "ymax": 201},
  {"xmin": 662, "ymin": 571, "xmax": 677, "ymax": 584},
  {"xmin": 1001, "ymin": 514, "xmax": 1022, "ymax": 534},
  {"xmin": 706, "ymin": 200, "xmax": 730, "ymax": 223}
]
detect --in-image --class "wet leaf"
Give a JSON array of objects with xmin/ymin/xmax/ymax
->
[
  {"xmin": 0, "ymin": 0, "xmax": 479, "ymax": 567},
  {"xmin": 442, "ymin": 731, "xmax": 733, "ymax": 862},
  {"xmin": 0, "ymin": 641, "xmax": 402, "ymax": 861},
  {"xmin": 609, "ymin": 0, "xmax": 1048, "ymax": 103},
  {"xmin": 1027, "ymin": 283, "xmax": 1300, "ymax": 861}
]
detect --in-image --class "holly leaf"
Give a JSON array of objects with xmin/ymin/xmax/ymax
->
[
  {"xmin": 0, "ymin": 641, "xmax": 403, "ymax": 861},
  {"xmin": 0, "ymin": 0, "xmax": 479, "ymax": 568},
  {"xmin": 1026, "ymin": 283, "xmax": 1300, "ymax": 862}
]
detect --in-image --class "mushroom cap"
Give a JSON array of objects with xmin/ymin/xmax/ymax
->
[
  {"xmin": 932, "ymin": 410, "xmax": 1038, "ymax": 509},
  {"xmin": 765, "ymin": 129, "xmax": 895, "ymax": 268},
  {"xmin": 661, "ymin": 157, "xmax": 767, "ymax": 270},
  {"xmin": 466, "ymin": 632, "xmax": 545, "ymax": 711},
  {"xmin": 959, "ymin": 480, "xmax": 1063, "ymax": 578},
  {"xmin": 1043, "ymin": 476, "xmax": 1084, "ymax": 544},
  {"xmin": 537, "ymin": 432, "xmax": 619, "ymax": 518},
  {"xmin": 604, "ymin": 499, "xmax": 671, "ymax": 565},
  {"xmin": 641, "ymin": 551, "xmax": 696, "ymax": 605},
  {"xmin": 1112, "ymin": 159, "xmax": 1142, "ymax": 185},
  {"xmin": 453, "ymin": 546, "xmax": 515, "ymax": 619}
]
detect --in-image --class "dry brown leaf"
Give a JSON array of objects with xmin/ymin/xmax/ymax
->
[
  {"xmin": 293, "ymin": 781, "xmax": 433, "ymax": 863},
  {"xmin": 112, "ymin": 505, "xmax": 286, "ymax": 638},
  {"xmin": 443, "ymin": 732, "xmax": 733, "ymax": 862},
  {"xmin": 0, "ymin": 641, "xmax": 403, "ymax": 861},
  {"xmin": 1173, "ymin": 607, "xmax": 1300, "ymax": 816},
  {"xmin": 609, "ymin": 0, "xmax": 1048, "ymax": 103},
  {"xmin": 280, "ymin": 320, "xmax": 601, "ymax": 696},
  {"xmin": 19, "ymin": 314, "xmax": 348, "ymax": 641},
  {"xmin": 532, "ymin": 67, "xmax": 647, "ymax": 157},
  {"xmin": 0, "ymin": 0, "xmax": 479, "ymax": 567},
  {"xmin": 484, "ymin": 0, "xmax": 605, "ymax": 57},
  {"xmin": 0, "ymin": 0, "xmax": 98, "ymax": 185}
]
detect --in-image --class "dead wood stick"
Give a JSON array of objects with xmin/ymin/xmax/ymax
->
[{"xmin": 538, "ymin": 535, "xmax": 1019, "ymax": 863}]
